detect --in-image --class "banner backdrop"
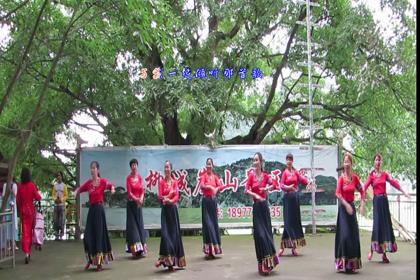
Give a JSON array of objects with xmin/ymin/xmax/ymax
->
[{"xmin": 79, "ymin": 145, "xmax": 339, "ymax": 229}]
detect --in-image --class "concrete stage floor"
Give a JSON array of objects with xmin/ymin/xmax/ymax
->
[{"xmin": 0, "ymin": 231, "xmax": 416, "ymax": 280}]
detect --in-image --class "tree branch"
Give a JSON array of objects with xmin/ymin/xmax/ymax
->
[
  {"xmin": 246, "ymin": 8, "xmax": 307, "ymax": 141},
  {"xmin": 0, "ymin": 0, "xmax": 49, "ymax": 117},
  {"xmin": 0, "ymin": 0, "xmax": 30, "ymax": 23}
]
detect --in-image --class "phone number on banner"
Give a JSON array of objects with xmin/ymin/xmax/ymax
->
[{"xmin": 217, "ymin": 207, "xmax": 281, "ymax": 219}]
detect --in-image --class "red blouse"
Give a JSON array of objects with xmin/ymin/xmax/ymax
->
[
  {"xmin": 158, "ymin": 178, "xmax": 179, "ymax": 204},
  {"xmin": 77, "ymin": 178, "xmax": 113, "ymax": 204},
  {"xmin": 16, "ymin": 182, "xmax": 41, "ymax": 217},
  {"xmin": 363, "ymin": 171, "xmax": 401, "ymax": 196},
  {"xmin": 126, "ymin": 174, "xmax": 144, "ymax": 200},
  {"xmin": 335, "ymin": 174, "xmax": 365, "ymax": 203},
  {"xmin": 244, "ymin": 171, "xmax": 272, "ymax": 203},
  {"xmin": 199, "ymin": 172, "xmax": 222, "ymax": 198},
  {"xmin": 280, "ymin": 169, "xmax": 310, "ymax": 192}
]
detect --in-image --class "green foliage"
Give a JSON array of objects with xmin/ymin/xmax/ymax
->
[{"xmin": 0, "ymin": 0, "xmax": 415, "ymax": 189}]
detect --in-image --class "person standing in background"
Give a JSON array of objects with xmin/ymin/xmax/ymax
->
[
  {"xmin": 16, "ymin": 168, "xmax": 42, "ymax": 264},
  {"xmin": 51, "ymin": 171, "xmax": 68, "ymax": 241},
  {"xmin": 2, "ymin": 177, "xmax": 19, "ymax": 250}
]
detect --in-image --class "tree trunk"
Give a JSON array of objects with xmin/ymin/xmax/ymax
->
[{"xmin": 160, "ymin": 111, "xmax": 191, "ymax": 145}]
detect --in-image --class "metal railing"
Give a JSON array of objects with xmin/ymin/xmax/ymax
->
[
  {"xmin": 39, "ymin": 198, "xmax": 78, "ymax": 240},
  {"xmin": 0, "ymin": 207, "xmax": 15, "ymax": 268},
  {"xmin": 388, "ymin": 193, "xmax": 416, "ymax": 235},
  {"xmin": 356, "ymin": 193, "xmax": 416, "ymax": 237}
]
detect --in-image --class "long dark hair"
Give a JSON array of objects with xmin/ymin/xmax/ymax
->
[
  {"xmin": 373, "ymin": 152, "xmax": 382, "ymax": 162},
  {"xmin": 164, "ymin": 160, "xmax": 173, "ymax": 177},
  {"xmin": 206, "ymin": 157, "xmax": 219, "ymax": 177},
  {"xmin": 370, "ymin": 152, "xmax": 383, "ymax": 176},
  {"xmin": 206, "ymin": 157, "xmax": 214, "ymax": 168},
  {"xmin": 90, "ymin": 161, "xmax": 100, "ymax": 178},
  {"xmin": 129, "ymin": 158, "xmax": 138, "ymax": 168},
  {"xmin": 284, "ymin": 153, "xmax": 296, "ymax": 171},
  {"xmin": 254, "ymin": 152, "xmax": 265, "ymax": 173},
  {"xmin": 21, "ymin": 167, "xmax": 31, "ymax": 183},
  {"xmin": 337, "ymin": 152, "xmax": 353, "ymax": 175}
]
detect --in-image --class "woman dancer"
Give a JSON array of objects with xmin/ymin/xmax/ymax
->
[
  {"xmin": 244, "ymin": 152, "xmax": 279, "ymax": 275},
  {"xmin": 125, "ymin": 158, "xmax": 147, "ymax": 257},
  {"xmin": 364, "ymin": 153, "xmax": 410, "ymax": 263},
  {"xmin": 278, "ymin": 153, "xmax": 314, "ymax": 256},
  {"xmin": 335, "ymin": 152, "xmax": 364, "ymax": 273},
  {"xmin": 199, "ymin": 158, "xmax": 223, "ymax": 259},
  {"xmin": 72, "ymin": 161, "xmax": 115, "ymax": 272},
  {"xmin": 155, "ymin": 160, "xmax": 186, "ymax": 271}
]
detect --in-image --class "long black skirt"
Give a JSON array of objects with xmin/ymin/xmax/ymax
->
[
  {"xmin": 84, "ymin": 203, "xmax": 113, "ymax": 266},
  {"xmin": 253, "ymin": 201, "xmax": 279, "ymax": 273},
  {"xmin": 202, "ymin": 197, "xmax": 222, "ymax": 256},
  {"xmin": 371, "ymin": 195, "xmax": 397, "ymax": 253},
  {"xmin": 126, "ymin": 200, "xmax": 148, "ymax": 256},
  {"xmin": 334, "ymin": 201, "xmax": 361, "ymax": 272},
  {"xmin": 157, "ymin": 204, "xmax": 186, "ymax": 268},
  {"xmin": 281, "ymin": 192, "xmax": 306, "ymax": 249}
]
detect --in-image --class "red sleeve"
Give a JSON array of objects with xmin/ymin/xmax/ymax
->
[
  {"xmin": 335, "ymin": 176, "xmax": 343, "ymax": 199},
  {"xmin": 77, "ymin": 180, "xmax": 90, "ymax": 194},
  {"xmin": 385, "ymin": 172, "xmax": 401, "ymax": 190},
  {"xmin": 199, "ymin": 173, "xmax": 206, "ymax": 188},
  {"xmin": 126, "ymin": 176, "xmax": 133, "ymax": 199},
  {"xmin": 157, "ymin": 180, "xmax": 164, "ymax": 201},
  {"xmin": 102, "ymin": 178, "xmax": 113, "ymax": 190},
  {"xmin": 138, "ymin": 175, "xmax": 145, "ymax": 197},
  {"xmin": 172, "ymin": 180, "xmax": 179, "ymax": 202},
  {"xmin": 270, "ymin": 174, "xmax": 279, "ymax": 190},
  {"xmin": 245, "ymin": 172, "xmax": 253, "ymax": 193},
  {"xmin": 215, "ymin": 175, "xmax": 223, "ymax": 190},
  {"xmin": 363, "ymin": 173, "xmax": 373, "ymax": 192},
  {"xmin": 298, "ymin": 171, "xmax": 310, "ymax": 186},
  {"xmin": 280, "ymin": 171, "xmax": 287, "ymax": 190},
  {"xmin": 354, "ymin": 175, "xmax": 365, "ymax": 200},
  {"xmin": 265, "ymin": 173, "xmax": 273, "ymax": 186},
  {"xmin": 33, "ymin": 183, "xmax": 41, "ymax": 201}
]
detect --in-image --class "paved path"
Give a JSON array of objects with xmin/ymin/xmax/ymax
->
[{"xmin": 0, "ymin": 231, "xmax": 416, "ymax": 280}]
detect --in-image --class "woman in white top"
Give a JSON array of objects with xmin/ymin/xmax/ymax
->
[{"xmin": 2, "ymin": 177, "xmax": 19, "ymax": 249}]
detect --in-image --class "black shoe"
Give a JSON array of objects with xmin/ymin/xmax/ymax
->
[{"xmin": 25, "ymin": 256, "xmax": 29, "ymax": 264}]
